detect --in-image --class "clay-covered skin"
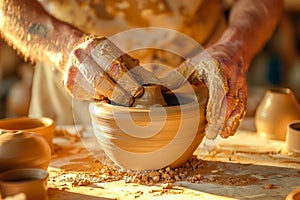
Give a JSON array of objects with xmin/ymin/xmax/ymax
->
[
  {"xmin": 65, "ymin": 37, "xmax": 144, "ymax": 105},
  {"xmin": 160, "ymin": 0, "xmax": 284, "ymax": 139},
  {"xmin": 0, "ymin": 0, "xmax": 83, "ymax": 71},
  {"xmin": 0, "ymin": 131, "xmax": 51, "ymax": 172}
]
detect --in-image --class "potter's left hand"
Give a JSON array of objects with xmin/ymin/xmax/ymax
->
[{"xmin": 160, "ymin": 42, "xmax": 248, "ymax": 139}]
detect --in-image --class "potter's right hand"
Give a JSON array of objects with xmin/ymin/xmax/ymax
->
[{"xmin": 64, "ymin": 36, "xmax": 160, "ymax": 106}]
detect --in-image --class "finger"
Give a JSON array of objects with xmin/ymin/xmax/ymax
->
[
  {"xmin": 195, "ymin": 60, "xmax": 228, "ymax": 140},
  {"xmin": 71, "ymin": 48, "xmax": 133, "ymax": 106},
  {"xmin": 221, "ymin": 85, "xmax": 247, "ymax": 138},
  {"xmin": 160, "ymin": 61, "xmax": 198, "ymax": 90},
  {"xmin": 64, "ymin": 65, "xmax": 104, "ymax": 101},
  {"xmin": 121, "ymin": 53, "xmax": 161, "ymax": 86},
  {"xmin": 89, "ymin": 39, "xmax": 143, "ymax": 98},
  {"xmin": 129, "ymin": 65, "xmax": 161, "ymax": 86}
]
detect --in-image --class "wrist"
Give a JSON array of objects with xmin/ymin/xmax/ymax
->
[
  {"xmin": 56, "ymin": 24, "xmax": 85, "ymax": 72},
  {"xmin": 216, "ymin": 27, "xmax": 250, "ymax": 71}
]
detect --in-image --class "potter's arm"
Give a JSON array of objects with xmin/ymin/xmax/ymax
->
[
  {"xmin": 0, "ymin": 0, "xmax": 150, "ymax": 105},
  {"xmin": 217, "ymin": 0, "xmax": 284, "ymax": 70},
  {"xmin": 0, "ymin": 0, "xmax": 85, "ymax": 72},
  {"xmin": 161, "ymin": 0, "xmax": 284, "ymax": 139}
]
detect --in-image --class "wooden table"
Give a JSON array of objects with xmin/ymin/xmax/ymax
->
[{"xmin": 48, "ymin": 122, "xmax": 300, "ymax": 200}]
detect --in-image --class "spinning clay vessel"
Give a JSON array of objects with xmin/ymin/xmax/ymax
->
[{"xmin": 89, "ymin": 84, "xmax": 207, "ymax": 171}]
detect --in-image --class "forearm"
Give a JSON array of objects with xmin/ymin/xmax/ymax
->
[
  {"xmin": 0, "ymin": 0, "xmax": 84, "ymax": 72},
  {"xmin": 217, "ymin": 0, "xmax": 284, "ymax": 70}
]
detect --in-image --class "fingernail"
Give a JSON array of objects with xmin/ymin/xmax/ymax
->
[
  {"xmin": 221, "ymin": 127, "xmax": 231, "ymax": 138},
  {"xmin": 133, "ymin": 86, "xmax": 144, "ymax": 98}
]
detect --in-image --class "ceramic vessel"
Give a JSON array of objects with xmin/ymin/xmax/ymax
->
[
  {"xmin": 286, "ymin": 188, "xmax": 300, "ymax": 200},
  {"xmin": 132, "ymin": 84, "xmax": 167, "ymax": 108},
  {"xmin": 255, "ymin": 88, "xmax": 300, "ymax": 140},
  {"xmin": 283, "ymin": 120, "xmax": 300, "ymax": 156},
  {"xmin": 0, "ymin": 117, "xmax": 55, "ymax": 151},
  {"xmin": 89, "ymin": 89, "xmax": 207, "ymax": 171},
  {"xmin": 0, "ymin": 131, "xmax": 51, "ymax": 172},
  {"xmin": 0, "ymin": 168, "xmax": 48, "ymax": 200}
]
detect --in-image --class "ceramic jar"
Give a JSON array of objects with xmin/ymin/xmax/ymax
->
[
  {"xmin": 255, "ymin": 88, "xmax": 300, "ymax": 140},
  {"xmin": 0, "ymin": 131, "xmax": 51, "ymax": 172}
]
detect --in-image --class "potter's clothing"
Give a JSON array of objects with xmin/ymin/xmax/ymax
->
[{"xmin": 29, "ymin": 0, "xmax": 227, "ymax": 124}]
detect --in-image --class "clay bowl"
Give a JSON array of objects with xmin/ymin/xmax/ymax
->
[
  {"xmin": 0, "ymin": 168, "xmax": 48, "ymax": 200},
  {"xmin": 0, "ymin": 117, "xmax": 55, "ymax": 152},
  {"xmin": 89, "ymin": 90, "xmax": 207, "ymax": 171},
  {"xmin": 286, "ymin": 188, "xmax": 300, "ymax": 200},
  {"xmin": 0, "ymin": 131, "xmax": 51, "ymax": 172}
]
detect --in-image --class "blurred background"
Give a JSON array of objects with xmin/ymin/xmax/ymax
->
[{"xmin": 0, "ymin": 0, "xmax": 300, "ymax": 119}]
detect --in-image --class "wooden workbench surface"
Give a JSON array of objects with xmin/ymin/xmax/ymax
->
[{"xmin": 48, "ymin": 123, "xmax": 300, "ymax": 200}]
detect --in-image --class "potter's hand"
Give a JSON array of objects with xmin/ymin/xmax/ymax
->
[
  {"xmin": 161, "ymin": 43, "xmax": 248, "ymax": 139},
  {"xmin": 64, "ymin": 36, "xmax": 160, "ymax": 106}
]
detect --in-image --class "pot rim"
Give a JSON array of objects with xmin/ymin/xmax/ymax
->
[
  {"xmin": 0, "ymin": 168, "xmax": 49, "ymax": 184},
  {"xmin": 92, "ymin": 95, "xmax": 207, "ymax": 114},
  {"xmin": 0, "ymin": 117, "xmax": 55, "ymax": 132}
]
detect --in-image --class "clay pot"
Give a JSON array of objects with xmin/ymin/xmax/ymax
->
[
  {"xmin": 286, "ymin": 188, "xmax": 300, "ymax": 200},
  {"xmin": 0, "ymin": 168, "xmax": 48, "ymax": 200},
  {"xmin": 0, "ymin": 131, "xmax": 51, "ymax": 173},
  {"xmin": 0, "ymin": 117, "xmax": 55, "ymax": 152},
  {"xmin": 255, "ymin": 88, "xmax": 300, "ymax": 140},
  {"xmin": 89, "ymin": 91, "xmax": 207, "ymax": 171},
  {"xmin": 283, "ymin": 120, "xmax": 300, "ymax": 156},
  {"xmin": 132, "ymin": 84, "xmax": 167, "ymax": 108}
]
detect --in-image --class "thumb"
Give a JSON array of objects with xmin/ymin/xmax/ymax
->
[{"xmin": 160, "ymin": 60, "xmax": 199, "ymax": 90}]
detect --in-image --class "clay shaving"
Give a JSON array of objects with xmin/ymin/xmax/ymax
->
[{"xmin": 49, "ymin": 144, "xmax": 257, "ymax": 189}]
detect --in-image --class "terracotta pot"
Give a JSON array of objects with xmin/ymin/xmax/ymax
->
[
  {"xmin": 286, "ymin": 188, "xmax": 300, "ymax": 200},
  {"xmin": 0, "ymin": 168, "xmax": 48, "ymax": 200},
  {"xmin": 255, "ymin": 88, "xmax": 300, "ymax": 140},
  {"xmin": 0, "ymin": 117, "xmax": 55, "ymax": 152},
  {"xmin": 0, "ymin": 131, "xmax": 51, "ymax": 173},
  {"xmin": 89, "ymin": 91, "xmax": 207, "ymax": 171},
  {"xmin": 132, "ymin": 84, "xmax": 167, "ymax": 108},
  {"xmin": 283, "ymin": 120, "xmax": 300, "ymax": 156}
]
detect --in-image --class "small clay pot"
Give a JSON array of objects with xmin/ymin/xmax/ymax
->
[
  {"xmin": 0, "ymin": 131, "xmax": 51, "ymax": 172},
  {"xmin": 0, "ymin": 117, "xmax": 55, "ymax": 152},
  {"xmin": 286, "ymin": 188, "xmax": 300, "ymax": 200},
  {"xmin": 132, "ymin": 84, "xmax": 167, "ymax": 108},
  {"xmin": 0, "ymin": 168, "xmax": 48, "ymax": 200},
  {"xmin": 283, "ymin": 120, "xmax": 300, "ymax": 156},
  {"xmin": 90, "ymin": 91, "xmax": 207, "ymax": 171},
  {"xmin": 255, "ymin": 88, "xmax": 300, "ymax": 140}
]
